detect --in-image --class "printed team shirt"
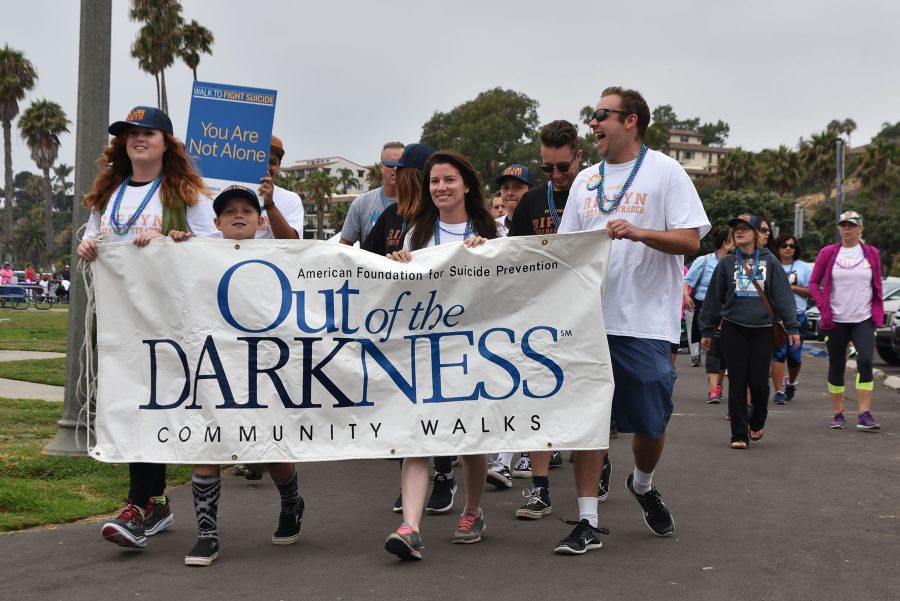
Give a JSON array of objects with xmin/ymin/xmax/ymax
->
[
  {"xmin": 782, "ymin": 259, "xmax": 812, "ymax": 314},
  {"xmin": 558, "ymin": 149, "xmax": 710, "ymax": 343},
  {"xmin": 256, "ymin": 185, "xmax": 305, "ymax": 239},
  {"xmin": 83, "ymin": 181, "xmax": 219, "ymax": 241}
]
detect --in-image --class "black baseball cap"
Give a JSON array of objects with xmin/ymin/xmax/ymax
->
[
  {"xmin": 108, "ymin": 106, "xmax": 174, "ymax": 136},
  {"xmin": 382, "ymin": 143, "xmax": 437, "ymax": 170},
  {"xmin": 213, "ymin": 186, "xmax": 262, "ymax": 215}
]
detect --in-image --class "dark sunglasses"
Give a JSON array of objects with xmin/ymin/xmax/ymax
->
[
  {"xmin": 759, "ymin": 227, "xmax": 771, "ymax": 234},
  {"xmin": 540, "ymin": 150, "xmax": 579, "ymax": 174},
  {"xmin": 779, "ymin": 242, "xmax": 796, "ymax": 248},
  {"xmin": 590, "ymin": 108, "xmax": 631, "ymax": 122}
]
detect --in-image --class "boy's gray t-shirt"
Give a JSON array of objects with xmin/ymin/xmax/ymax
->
[{"xmin": 340, "ymin": 187, "xmax": 396, "ymax": 244}]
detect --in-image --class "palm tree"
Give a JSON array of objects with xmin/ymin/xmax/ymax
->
[
  {"xmin": 799, "ymin": 131, "xmax": 838, "ymax": 203},
  {"xmin": 299, "ymin": 171, "xmax": 336, "ymax": 240},
  {"xmin": 0, "ymin": 45, "xmax": 37, "ymax": 262},
  {"xmin": 717, "ymin": 147, "xmax": 756, "ymax": 191},
  {"xmin": 18, "ymin": 100, "xmax": 70, "ymax": 267},
  {"xmin": 12, "ymin": 205, "xmax": 46, "ymax": 265},
  {"xmin": 335, "ymin": 167, "xmax": 357, "ymax": 194},
  {"xmin": 52, "ymin": 163, "xmax": 74, "ymax": 211},
  {"xmin": 130, "ymin": 0, "xmax": 183, "ymax": 113},
  {"xmin": 179, "ymin": 20, "xmax": 214, "ymax": 81},
  {"xmin": 854, "ymin": 138, "xmax": 899, "ymax": 215},
  {"xmin": 757, "ymin": 145, "xmax": 801, "ymax": 195},
  {"xmin": 366, "ymin": 162, "xmax": 382, "ymax": 190}
]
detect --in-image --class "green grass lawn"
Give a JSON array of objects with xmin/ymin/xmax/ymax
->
[
  {"xmin": 0, "ymin": 309, "xmax": 69, "ymax": 352},
  {"xmin": 0, "ymin": 358, "xmax": 66, "ymax": 386},
  {"xmin": 0, "ymin": 398, "xmax": 192, "ymax": 532}
]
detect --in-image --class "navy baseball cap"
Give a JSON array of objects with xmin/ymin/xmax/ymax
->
[
  {"xmin": 213, "ymin": 185, "xmax": 262, "ymax": 215},
  {"xmin": 728, "ymin": 213, "xmax": 763, "ymax": 231},
  {"xmin": 382, "ymin": 143, "xmax": 437, "ymax": 170},
  {"xmin": 108, "ymin": 106, "xmax": 174, "ymax": 136},
  {"xmin": 494, "ymin": 164, "xmax": 535, "ymax": 187}
]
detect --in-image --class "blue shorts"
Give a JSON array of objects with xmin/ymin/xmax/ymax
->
[
  {"xmin": 608, "ymin": 336, "xmax": 676, "ymax": 439},
  {"xmin": 773, "ymin": 313, "xmax": 806, "ymax": 366}
]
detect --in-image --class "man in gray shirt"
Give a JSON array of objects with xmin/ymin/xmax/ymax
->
[{"xmin": 340, "ymin": 141, "xmax": 404, "ymax": 245}]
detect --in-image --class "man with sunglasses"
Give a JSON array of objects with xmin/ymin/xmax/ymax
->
[
  {"xmin": 555, "ymin": 87, "xmax": 709, "ymax": 554},
  {"xmin": 340, "ymin": 141, "xmax": 404, "ymax": 245}
]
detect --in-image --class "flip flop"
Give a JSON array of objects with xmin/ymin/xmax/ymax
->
[
  {"xmin": 730, "ymin": 441, "xmax": 748, "ymax": 449},
  {"xmin": 750, "ymin": 429, "xmax": 764, "ymax": 441}
]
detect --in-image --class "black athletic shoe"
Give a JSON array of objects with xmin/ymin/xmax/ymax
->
[
  {"xmin": 625, "ymin": 474, "xmax": 674, "ymax": 537},
  {"xmin": 185, "ymin": 537, "xmax": 219, "ymax": 566},
  {"xmin": 425, "ymin": 473, "xmax": 457, "ymax": 513},
  {"xmin": 549, "ymin": 450, "xmax": 563, "ymax": 467},
  {"xmin": 272, "ymin": 497, "xmax": 304, "ymax": 545},
  {"xmin": 553, "ymin": 519, "xmax": 608, "ymax": 555},
  {"xmin": 515, "ymin": 487, "xmax": 552, "ymax": 519},
  {"xmin": 598, "ymin": 454, "xmax": 611, "ymax": 503}
]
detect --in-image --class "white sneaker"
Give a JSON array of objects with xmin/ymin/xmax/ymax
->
[{"xmin": 511, "ymin": 453, "xmax": 532, "ymax": 478}]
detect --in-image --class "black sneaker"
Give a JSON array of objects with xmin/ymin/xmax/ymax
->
[
  {"xmin": 185, "ymin": 537, "xmax": 219, "ymax": 566},
  {"xmin": 598, "ymin": 454, "xmax": 611, "ymax": 503},
  {"xmin": 392, "ymin": 492, "xmax": 403, "ymax": 513},
  {"xmin": 244, "ymin": 465, "xmax": 265, "ymax": 480},
  {"xmin": 549, "ymin": 450, "xmax": 563, "ymax": 467},
  {"xmin": 625, "ymin": 474, "xmax": 674, "ymax": 537},
  {"xmin": 425, "ymin": 473, "xmax": 457, "ymax": 513},
  {"xmin": 100, "ymin": 501, "xmax": 146, "ymax": 548},
  {"xmin": 553, "ymin": 519, "xmax": 608, "ymax": 555},
  {"xmin": 515, "ymin": 487, "xmax": 552, "ymax": 519},
  {"xmin": 272, "ymin": 497, "xmax": 304, "ymax": 545},
  {"xmin": 690, "ymin": 355, "xmax": 702, "ymax": 367},
  {"xmin": 144, "ymin": 495, "xmax": 174, "ymax": 536}
]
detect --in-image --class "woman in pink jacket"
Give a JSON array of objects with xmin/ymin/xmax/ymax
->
[{"xmin": 808, "ymin": 211, "xmax": 884, "ymax": 431}]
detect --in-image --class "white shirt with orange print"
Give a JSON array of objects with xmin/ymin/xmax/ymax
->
[
  {"xmin": 256, "ymin": 185, "xmax": 305, "ymax": 239},
  {"xmin": 558, "ymin": 149, "xmax": 710, "ymax": 343},
  {"xmin": 83, "ymin": 181, "xmax": 219, "ymax": 241}
]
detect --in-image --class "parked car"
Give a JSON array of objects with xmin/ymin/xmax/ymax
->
[{"xmin": 891, "ymin": 306, "xmax": 900, "ymax": 357}]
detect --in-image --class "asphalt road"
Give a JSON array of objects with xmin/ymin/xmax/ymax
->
[{"xmin": 2, "ymin": 350, "xmax": 898, "ymax": 601}]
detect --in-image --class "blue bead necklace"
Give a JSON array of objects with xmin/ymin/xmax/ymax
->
[
  {"xmin": 434, "ymin": 218, "xmax": 473, "ymax": 245},
  {"xmin": 597, "ymin": 144, "xmax": 648, "ymax": 215},
  {"xmin": 546, "ymin": 182, "xmax": 561, "ymax": 230},
  {"xmin": 736, "ymin": 248, "xmax": 760, "ymax": 290},
  {"xmin": 109, "ymin": 175, "xmax": 163, "ymax": 235}
]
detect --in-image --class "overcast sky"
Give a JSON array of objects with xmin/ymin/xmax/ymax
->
[{"xmin": 4, "ymin": 0, "xmax": 898, "ymax": 177}]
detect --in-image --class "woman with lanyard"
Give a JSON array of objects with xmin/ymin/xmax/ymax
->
[
  {"xmin": 770, "ymin": 233, "xmax": 812, "ymax": 405},
  {"xmin": 382, "ymin": 150, "xmax": 500, "ymax": 560},
  {"xmin": 700, "ymin": 214, "xmax": 799, "ymax": 449},
  {"xmin": 808, "ymin": 211, "xmax": 883, "ymax": 431},
  {"xmin": 363, "ymin": 144, "xmax": 461, "ymax": 516},
  {"xmin": 76, "ymin": 105, "xmax": 218, "ymax": 549},
  {"xmin": 683, "ymin": 230, "xmax": 729, "ymax": 402}
]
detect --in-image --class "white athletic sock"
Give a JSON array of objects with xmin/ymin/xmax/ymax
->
[
  {"xmin": 632, "ymin": 467, "xmax": 653, "ymax": 495},
  {"xmin": 497, "ymin": 452, "xmax": 514, "ymax": 469},
  {"xmin": 577, "ymin": 496, "xmax": 598, "ymax": 528}
]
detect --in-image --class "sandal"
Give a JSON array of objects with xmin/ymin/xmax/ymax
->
[
  {"xmin": 730, "ymin": 441, "xmax": 748, "ymax": 449},
  {"xmin": 750, "ymin": 429, "xmax": 764, "ymax": 441}
]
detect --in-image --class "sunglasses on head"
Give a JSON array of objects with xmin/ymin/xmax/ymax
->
[
  {"xmin": 540, "ymin": 150, "xmax": 579, "ymax": 174},
  {"xmin": 590, "ymin": 108, "xmax": 631, "ymax": 122},
  {"xmin": 780, "ymin": 242, "xmax": 795, "ymax": 248}
]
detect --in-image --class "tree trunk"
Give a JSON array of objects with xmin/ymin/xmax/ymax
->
[
  {"xmin": 160, "ymin": 67, "xmax": 168, "ymax": 114},
  {"xmin": 2, "ymin": 119, "xmax": 13, "ymax": 262},
  {"xmin": 316, "ymin": 196, "xmax": 325, "ymax": 240},
  {"xmin": 155, "ymin": 73, "xmax": 161, "ymax": 109},
  {"xmin": 193, "ymin": 66, "xmax": 198, "ymax": 81},
  {"xmin": 42, "ymin": 165, "xmax": 54, "ymax": 267}
]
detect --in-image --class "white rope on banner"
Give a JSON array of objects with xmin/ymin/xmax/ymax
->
[{"xmin": 75, "ymin": 224, "xmax": 99, "ymax": 452}]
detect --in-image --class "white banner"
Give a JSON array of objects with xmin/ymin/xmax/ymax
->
[{"xmin": 90, "ymin": 232, "xmax": 613, "ymax": 463}]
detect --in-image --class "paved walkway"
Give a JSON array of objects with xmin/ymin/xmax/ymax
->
[{"xmin": 0, "ymin": 350, "xmax": 66, "ymax": 402}]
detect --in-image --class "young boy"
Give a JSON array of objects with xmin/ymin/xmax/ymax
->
[{"xmin": 184, "ymin": 186, "xmax": 305, "ymax": 567}]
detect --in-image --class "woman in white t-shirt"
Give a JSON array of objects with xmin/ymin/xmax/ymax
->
[
  {"xmin": 383, "ymin": 149, "xmax": 500, "ymax": 560},
  {"xmin": 808, "ymin": 211, "xmax": 884, "ymax": 431},
  {"xmin": 76, "ymin": 105, "xmax": 216, "ymax": 551}
]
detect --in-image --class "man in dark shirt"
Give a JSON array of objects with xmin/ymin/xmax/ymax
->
[{"xmin": 509, "ymin": 120, "xmax": 582, "ymax": 237}]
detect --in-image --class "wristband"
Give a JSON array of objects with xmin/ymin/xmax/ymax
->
[{"xmin": 263, "ymin": 202, "xmax": 275, "ymax": 210}]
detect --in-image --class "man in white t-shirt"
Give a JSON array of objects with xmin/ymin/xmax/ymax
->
[
  {"xmin": 340, "ymin": 142, "xmax": 404, "ymax": 245},
  {"xmin": 555, "ymin": 86, "xmax": 710, "ymax": 554},
  {"xmin": 258, "ymin": 135, "xmax": 304, "ymax": 239}
]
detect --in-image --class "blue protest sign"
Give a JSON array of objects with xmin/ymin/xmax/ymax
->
[{"xmin": 185, "ymin": 81, "xmax": 277, "ymax": 189}]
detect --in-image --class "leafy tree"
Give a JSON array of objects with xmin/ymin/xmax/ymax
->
[
  {"xmin": 420, "ymin": 87, "xmax": 540, "ymax": 188},
  {"xmin": 130, "ymin": 0, "xmax": 184, "ymax": 113},
  {"xmin": 717, "ymin": 148, "xmax": 756, "ymax": 191},
  {"xmin": 330, "ymin": 201, "xmax": 350, "ymax": 232},
  {"xmin": 335, "ymin": 167, "xmax": 357, "ymax": 194},
  {"xmin": 179, "ymin": 19, "xmax": 214, "ymax": 81},
  {"xmin": 854, "ymin": 137, "xmax": 899, "ymax": 215},
  {"xmin": 18, "ymin": 99, "xmax": 70, "ymax": 266},
  {"xmin": 698, "ymin": 120, "xmax": 730, "ymax": 146},
  {"xmin": 644, "ymin": 122, "xmax": 670, "ymax": 153},
  {"xmin": 799, "ymin": 130, "xmax": 838, "ymax": 203},
  {"xmin": 0, "ymin": 44, "xmax": 37, "ymax": 262},
  {"xmin": 298, "ymin": 170, "xmax": 336, "ymax": 240},
  {"xmin": 757, "ymin": 145, "xmax": 801, "ymax": 195},
  {"xmin": 366, "ymin": 162, "xmax": 382, "ymax": 190},
  {"xmin": 12, "ymin": 205, "xmax": 46, "ymax": 265},
  {"xmin": 697, "ymin": 188, "xmax": 796, "ymax": 255},
  {"xmin": 651, "ymin": 104, "xmax": 699, "ymax": 131},
  {"xmin": 875, "ymin": 121, "xmax": 900, "ymax": 144}
]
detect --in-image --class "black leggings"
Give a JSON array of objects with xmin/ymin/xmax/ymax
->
[
  {"xmin": 721, "ymin": 321, "xmax": 774, "ymax": 443},
  {"xmin": 825, "ymin": 319, "xmax": 875, "ymax": 389},
  {"xmin": 128, "ymin": 463, "xmax": 167, "ymax": 507}
]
